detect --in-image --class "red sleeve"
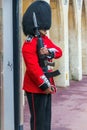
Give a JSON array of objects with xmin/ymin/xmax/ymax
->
[{"xmin": 45, "ymin": 36, "xmax": 62, "ymax": 59}]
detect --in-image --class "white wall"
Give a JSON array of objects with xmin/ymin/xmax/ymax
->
[{"xmin": 2, "ymin": 0, "xmax": 14, "ymax": 130}]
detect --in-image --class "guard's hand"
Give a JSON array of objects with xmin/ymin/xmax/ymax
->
[
  {"xmin": 50, "ymin": 85, "xmax": 57, "ymax": 94},
  {"xmin": 44, "ymin": 87, "xmax": 52, "ymax": 94},
  {"xmin": 40, "ymin": 47, "xmax": 49, "ymax": 55},
  {"xmin": 44, "ymin": 85, "xmax": 56, "ymax": 94}
]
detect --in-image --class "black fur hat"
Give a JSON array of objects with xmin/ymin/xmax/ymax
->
[{"xmin": 22, "ymin": 0, "xmax": 51, "ymax": 36}]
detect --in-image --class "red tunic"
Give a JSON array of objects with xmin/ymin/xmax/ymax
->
[{"xmin": 22, "ymin": 35, "xmax": 62, "ymax": 94}]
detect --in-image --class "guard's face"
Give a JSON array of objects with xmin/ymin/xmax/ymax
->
[{"xmin": 39, "ymin": 30, "xmax": 47, "ymax": 36}]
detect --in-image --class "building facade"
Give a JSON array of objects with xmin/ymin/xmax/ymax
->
[{"xmin": 0, "ymin": 0, "xmax": 87, "ymax": 130}]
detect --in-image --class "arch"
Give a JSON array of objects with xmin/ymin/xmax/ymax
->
[{"xmin": 81, "ymin": 0, "xmax": 87, "ymax": 75}]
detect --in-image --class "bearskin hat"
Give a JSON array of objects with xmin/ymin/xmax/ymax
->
[{"xmin": 22, "ymin": 0, "xmax": 51, "ymax": 36}]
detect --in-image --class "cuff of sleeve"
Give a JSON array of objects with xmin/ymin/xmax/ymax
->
[{"xmin": 39, "ymin": 83, "xmax": 49, "ymax": 91}]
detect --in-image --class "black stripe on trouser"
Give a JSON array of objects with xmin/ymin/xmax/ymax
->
[{"xmin": 26, "ymin": 92, "xmax": 51, "ymax": 130}]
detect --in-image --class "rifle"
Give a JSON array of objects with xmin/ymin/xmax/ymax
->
[{"xmin": 33, "ymin": 12, "xmax": 60, "ymax": 78}]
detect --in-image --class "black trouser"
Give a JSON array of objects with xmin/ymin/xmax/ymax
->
[{"xmin": 26, "ymin": 92, "xmax": 51, "ymax": 130}]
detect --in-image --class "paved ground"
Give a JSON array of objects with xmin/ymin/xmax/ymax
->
[{"xmin": 24, "ymin": 75, "xmax": 87, "ymax": 130}]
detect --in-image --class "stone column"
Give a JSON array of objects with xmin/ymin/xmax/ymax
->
[
  {"xmin": 81, "ymin": 0, "xmax": 87, "ymax": 75},
  {"xmin": 50, "ymin": 0, "xmax": 69, "ymax": 87},
  {"xmin": 84, "ymin": 0, "xmax": 87, "ymax": 17},
  {"xmin": 82, "ymin": 0, "xmax": 87, "ymax": 75},
  {"xmin": 69, "ymin": 0, "xmax": 83, "ymax": 80},
  {"xmin": 84, "ymin": 0, "xmax": 87, "ymax": 50}
]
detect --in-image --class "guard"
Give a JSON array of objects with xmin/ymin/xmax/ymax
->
[{"xmin": 22, "ymin": 1, "xmax": 62, "ymax": 130}]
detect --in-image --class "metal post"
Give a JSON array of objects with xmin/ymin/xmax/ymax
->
[{"xmin": 13, "ymin": 0, "xmax": 22, "ymax": 130}]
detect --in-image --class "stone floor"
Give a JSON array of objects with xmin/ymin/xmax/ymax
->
[{"xmin": 24, "ymin": 75, "xmax": 87, "ymax": 130}]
